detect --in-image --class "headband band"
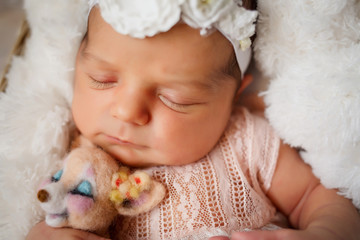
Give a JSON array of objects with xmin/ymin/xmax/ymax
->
[{"xmin": 87, "ymin": 0, "xmax": 257, "ymax": 77}]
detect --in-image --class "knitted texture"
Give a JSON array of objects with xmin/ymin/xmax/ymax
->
[{"xmin": 115, "ymin": 108, "xmax": 280, "ymax": 239}]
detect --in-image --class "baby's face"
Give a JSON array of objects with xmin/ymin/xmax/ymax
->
[{"xmin": 72, "ymin": 8, "xmax": 239, "ymax": 167}]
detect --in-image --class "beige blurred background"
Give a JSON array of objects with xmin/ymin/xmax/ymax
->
[{"xmin": 0, "ymin": 0, "xmax": 24, "ymax": 77}]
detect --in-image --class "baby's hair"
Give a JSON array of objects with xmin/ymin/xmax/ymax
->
[
  {"xmin": 225, "ymin": 52, "xmax": 242, "ymax": 87},
  {"xmin": 243, "ymin": 0, "xmax": 257, "ymax": 10}
]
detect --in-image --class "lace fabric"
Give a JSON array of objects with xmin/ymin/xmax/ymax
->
[{"xmin": 115, "ymin": 107, "xmax": 280, "ymax": 239}]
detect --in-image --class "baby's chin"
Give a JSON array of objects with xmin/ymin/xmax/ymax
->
[
  {"xmin": 118, "ymin": 159, "xmax": 160, "ymax": 168},
  {"xmin": 98, "ymin": 141, "xmax": 203, "ymax": 168},
  {"xmin": 110, "ymin": 151, "xmax": 197, "ymax": 169},
  {"xmin": 106, "ymin": 149, "xmax": 163, "ymax": 168}
]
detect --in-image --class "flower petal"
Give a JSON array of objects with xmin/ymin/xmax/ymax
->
[{"xmin": 98, "ymin": 0, "xmax": 184, "ymax": 38}]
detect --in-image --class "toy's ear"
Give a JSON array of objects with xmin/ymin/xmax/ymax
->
[
  {"xmin": 109, "ymin": 170, "xmax": 166, "ymax": 216},
  {"xmin": 116, "ymin": 181, "xmax": 166, "ymax": 216}
]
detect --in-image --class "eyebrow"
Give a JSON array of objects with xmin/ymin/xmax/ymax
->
[
  {"xmin": 206, "ymin": 52, "xmax": 240, "ymax": 89},
  {"xmin": 79, "ymin": 33, "xmax": 110, "ymax": 64},
  {"xmin": 163, "ymin": 67, "xmax": 236, "ymax": 93},
  {"xmin": 81, "ymin": 50, "xmax": 108, "ymax": 64},
  {"xmin": 80, "ymin": 43, "xmax": 111, "ymax": 66},
  {"xmin": 166, "ymin": 52, "xmax": 239, "ymax": 92}
]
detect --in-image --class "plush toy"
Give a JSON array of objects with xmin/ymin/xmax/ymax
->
[{"xmin": 36, "ymin": 139, "xmax": 166, "ymax": 237}]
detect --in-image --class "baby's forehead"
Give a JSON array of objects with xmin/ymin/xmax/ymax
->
[
  {"xmin": 86, "ymin": 1, "xmax": 256, "ymax": 78},
  {"xmin": 85, "ymin": 11, "xmax": 236, "ymax": 78}
]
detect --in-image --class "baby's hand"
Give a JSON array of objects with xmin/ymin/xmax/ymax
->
[
  {"xmin": 228, "ymin": 228, "xmax": 342, "ymax": 240},
  {"xmin": 229, "ymin": 230, "xmax": 303, "ymax": 240},
  {"xmin": 209, "ymin": 227, "xmax": 344, "ymax": 240},
  {"xmin": 26, "ymin": 221, "xmax": 110, "ymax": 240}
]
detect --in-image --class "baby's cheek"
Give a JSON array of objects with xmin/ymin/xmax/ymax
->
[{"xmin": 67, "ymin": 194, "xmax": 94, "ymax": 215}]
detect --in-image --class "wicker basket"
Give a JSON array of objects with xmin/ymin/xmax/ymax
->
[{"xmin": 0, "ymin": 20, "xmax": 30, "ymax": 92}]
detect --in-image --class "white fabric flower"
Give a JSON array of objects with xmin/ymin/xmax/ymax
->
[
  {"xmin": 97, "ymin": 0, "xmax": 184, "ymax": 38},
  {"xmin": 181, "ymin": 0, "xmax": 235, "ymax": 35},
  {"xmin": 216, "ymin": 7, "xmax": 257, "ymax": 41},
  {"xmin": 88, "ymin": 0, "xmax": 257, "ymax": 75}
]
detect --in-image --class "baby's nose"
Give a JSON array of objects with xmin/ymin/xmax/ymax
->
[
  {"xmin": 37, "ymin": 189, "xmax": 50, "ymax": 203},
  {"xmin": 110, "ymin": 87, "xmax": 150, "ymax": 126}
]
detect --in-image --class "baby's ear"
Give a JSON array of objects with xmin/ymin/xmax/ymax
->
[{"xmin": 109, "ymin": 170, "xmax": 166, "ymax": 216}]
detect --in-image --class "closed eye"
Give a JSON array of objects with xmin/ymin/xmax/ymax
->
[
  {"xmin": 158, "ymin": 95, "xmax": 192, "ymax": 113},
  {"xmin": 89, "ymin": 76, "xmax": 117, "ymax": 90},
  {"xmin": 70, "ymin": 180, "xmax": 93, "ymax": 198}
]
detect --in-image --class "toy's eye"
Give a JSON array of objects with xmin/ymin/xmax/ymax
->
[
  {"xmin": 71, "ymin": 180, "xmax": 93, "ymax": 198},
  {"xmin": 51, "ymin": 170, "xmax": 63, "ymax": 182}
]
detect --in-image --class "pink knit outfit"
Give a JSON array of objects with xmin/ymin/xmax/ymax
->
[{"xmin": 116, "ymin": 107, "xmax": 281, "ymax": 239}]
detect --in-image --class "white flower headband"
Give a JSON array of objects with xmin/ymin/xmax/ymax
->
[{"xmin": 87, "ymin": 0, "xmax": 258, "ymax": 77}]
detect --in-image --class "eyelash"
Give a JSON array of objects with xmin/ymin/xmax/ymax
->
[
  {"xmin": 70, "ymin": 180, "xmax": 93, "ymax": 198},
  {"xmin": 89, "ymin": 77, "xmax": 117, "ymax": 90},
  {"xmin": 51, "ymin": 169, "xmax": 63, "ymax": 182},
  {"xmin": 158, "ymin": 95, "xmax": 190, "ymax": 112}
]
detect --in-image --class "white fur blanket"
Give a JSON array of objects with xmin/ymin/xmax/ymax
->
[
  {"xmin": 0, "ymin": 0, "xmax": 359, "ymax": 239},
  {"xmin": 0, "ymin": 1, "xmax": 87, "ymax": 239},
  {"xmin": 255, "ymin": 0, "xmax": 360, "ymax": 208}
]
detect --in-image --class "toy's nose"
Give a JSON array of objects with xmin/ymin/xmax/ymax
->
[{"xmin": 37, "ymin": 189, "xmax": 50, "ymax": 203}]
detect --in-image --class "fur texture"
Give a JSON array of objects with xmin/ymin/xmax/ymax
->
[
  {"xmin": 0, "ymin": 0, "xmax": 88, "ymax": 239},
  {"xmin": 255, "ymin": 0, "xmax": 360, "ymax": 208},
  {"xmin": 37, "ymin": 144, "xmax": 165, "ymax": 238}
]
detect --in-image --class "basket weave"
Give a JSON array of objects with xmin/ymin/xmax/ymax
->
[{"xmin": 0, "ymin": 20, "xmax": 29, "ymax": 92}]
